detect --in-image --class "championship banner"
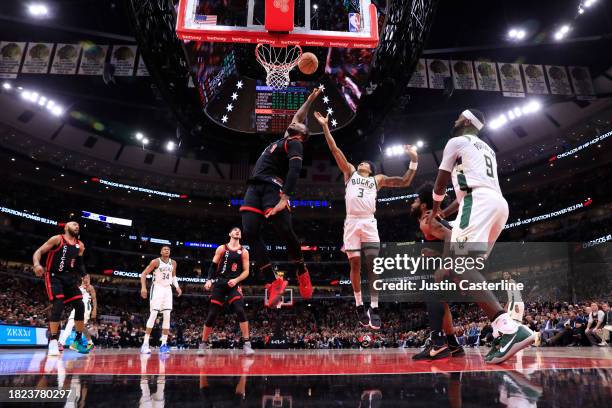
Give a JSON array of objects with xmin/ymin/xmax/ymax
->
[
  {"xmin": 426, "ymin": 59, "xmax": 450, "ymax": 89},
  {"xmin": 21, "ymin": 43, "xmax": 53, "ymax": 74},
  {"xmin": 110, "ymin": 45, "xmax": 138, "ymax": 76},
  {"xmin": 78, "ymin": 43, "xmax": 108, "ymax": 76},
  {"xmin": 546, "ymin": 65, "xmax": 572, "ymax": 96},
  {"xmin": 407, "ymin": 59, "xmax": 428, "ymax": 88},
  {"xmin": 50, "ymin": 43, "xmax": 82, "ymax": 75},
  {"xmin": 522, "ymin": 64, "xmax": 549, "ymax": 95},
  {"xmin": 568, "ymin": 66, "xmax": 595, "ymax": 100},
  {"xmin": 451, "ymin": 60, "xmax": 476, "ymax": 90},
  {"xmin": 474, "ymin": 61, "xmax": 500, "ymax": 92},
  {"xmin": 135, "ymin": 53, "xmax": 150, "ymax": 77},
  {"xmin": 0, "ymin": 42, "xmax": 26, "ymax": 79},
  {"xmin": 498, "ymin": 62, "xmax": 525, "ymax": 97}
]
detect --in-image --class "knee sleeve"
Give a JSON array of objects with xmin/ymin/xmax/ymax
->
[
  {"xmin": 205, "ymin": 303, "xmax": 222, "ymax": 327},
  {"xmin": 231, "ymin": 301, "xmax": 247, "ymax": 323},
  {"xmin": 72, "ymin": 299, "xmax": 85, "ymax": 321},
  {"xmin": 146, "ymin": 311, "xmax": 158, "ymax": 328},
  {"xmin": 162, "ymin": 310, "xmax": 171, "ymax": 330},
  {"xmin": 50, "ymin": 299, "xmax": 64, "ymax": 322},
  {"xmin": 363, "ymin": 243, "xmax": 380, "ymax": 263}
]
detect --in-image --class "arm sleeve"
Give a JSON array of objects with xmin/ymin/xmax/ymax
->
[
  {"xmin": 282, "ymin": 140, "xmax": 303, "ymax": 196},
  {"xmin": 207, "ymin": 262, "xmax": 218, "ymax": 280},
  {"xmin": 439, "ymin": 137, "xmax": 469, "ymax": 172}
]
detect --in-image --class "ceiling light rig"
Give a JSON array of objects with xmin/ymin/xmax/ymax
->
[
  {"xmin": 489, "ymin": 100, "xmax": 542, "ymax": 130},
  {"xmin": 5, "ymin": 83, "xmax": 65, "ymax": 117}
]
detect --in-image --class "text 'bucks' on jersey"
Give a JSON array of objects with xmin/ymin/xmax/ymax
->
[
  {"xmin": 345, "ymin": 172, "xmax": 377, "ymax": 217},
  {"xmin": 439, "ymin": 135, "xmax": 503, "ymax": 202},
  {"xmin": 153, "ymin": 258, "xmax": 173, "ymax": 287}
]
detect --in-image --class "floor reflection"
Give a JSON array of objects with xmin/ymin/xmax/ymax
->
[{"xmin": 1, "ymin": 367, "xmax": 610, "ymax": 407}]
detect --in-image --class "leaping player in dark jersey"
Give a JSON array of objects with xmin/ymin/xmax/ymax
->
[
  {"xmin": 200, "ymin": 227, "xmax": 254, "ymax": 355},
  {"xmin": 240, "ymin": 88, "xmax": 322, "ymax": 308},
  {"xmin": 410, "ymin": 184, "xmax": 465, "ymax": 360},
  {"xmin": 33, "ymin": 221, "xmax": 90, "ymax": 355}
]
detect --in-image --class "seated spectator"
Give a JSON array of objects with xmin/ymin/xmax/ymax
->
[{"xmin": 585, "ymin": 303, "xmax": 607, "ymax": 347}]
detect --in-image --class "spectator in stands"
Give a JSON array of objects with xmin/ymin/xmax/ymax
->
[{"xmin": 585, "ymin": 302, "xmax": 607, "ymax": 346}]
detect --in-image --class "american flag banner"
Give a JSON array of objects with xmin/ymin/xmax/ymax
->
[{"xmin": 194, "ymin": 14, "xmax": 217, "ymax": 25}]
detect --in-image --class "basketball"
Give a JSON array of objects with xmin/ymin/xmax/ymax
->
[{"xmin": 298, "ymin": 52, "xmax": 318, "ymax": 75}]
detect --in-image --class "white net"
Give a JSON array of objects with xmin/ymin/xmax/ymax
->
[{"xmin": 255, "ymin": 44, "xmax": 302, "ymax": 90}]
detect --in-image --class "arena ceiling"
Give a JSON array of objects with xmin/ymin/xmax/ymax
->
[{"xmin": 0, "ymin": 0, "xmax": 611, "ymax": 162}]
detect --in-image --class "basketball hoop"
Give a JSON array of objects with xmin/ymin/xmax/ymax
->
[{"xmin": 255, "ymin": 44, "xmax": 302, "ymax": 90}]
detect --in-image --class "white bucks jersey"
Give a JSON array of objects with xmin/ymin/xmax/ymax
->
[
  {"xmin": 153, "ymin": 258, "xmax": 173, "ymax": 287},
  {"xmin": 80, "ymin": 285, "xmax": 91, "ymax": 311},
  {"xmin": 345, "ymin": 172, "xmax": 377, "ymax": 217},
  {"xmin": 440, "ymin": 135, "xmax": 503, "ymax": 202}
]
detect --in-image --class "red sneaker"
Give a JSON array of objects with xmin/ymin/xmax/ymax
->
[
  {"xmin": 265, "ymin": 277, "xmax": 288, "ymax": 308},
  {"xmin": 297, "ymin": 267, "xmax": 313, "ymax": 299}
]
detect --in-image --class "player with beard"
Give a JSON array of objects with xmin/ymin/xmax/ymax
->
[
  {"xmin": 240, "ymin": 88, "xmax": 321, "ymax": 308},
  {"xmin": 410, "ymin": 184, "xmax": 464, "ymax": 360},
  {"xmin": 427, "ymin": 109, "xmax": 535, "ymax": 364},
  {"xmin": 315, "ymin": 111, "xmax": 418, "ymax": 330},
  {"xmin": 33, "ymin": 221, "xmax": 90, "ymax": 355},
  {"xmin": 200, "ymin": 227, "xmax": 254, "ymax": 356}
]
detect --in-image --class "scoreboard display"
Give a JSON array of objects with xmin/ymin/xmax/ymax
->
[{"xmin": 255, "ymin": 85, "xmax": 309, "ymax": 133}]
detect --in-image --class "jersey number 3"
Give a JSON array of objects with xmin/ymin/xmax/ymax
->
[{"xmin": 357, "ymin": 188, "xmax": 364, "ymax": 198}]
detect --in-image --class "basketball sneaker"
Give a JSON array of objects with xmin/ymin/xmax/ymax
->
[
  {"xmin": 356, "ymin": 305, "xmax": 370, "ymax": 327},
  {"xmin": 367, "ymin": 307, "xmax": 381, "ymax": 330},
  {"xmin": 47, "ymin": 339, "xmax": 60, "ymax": 356},
  {"xmin": 449, "ymin": 343, "xmax": 465, "ymax": 357},
  {"xmin": 242, "ymin": 340, "xmax": 254, "ymax": 356},
  {"xmin": 412, "ymin": 332, "xmax": 450, "ymax": 361},
  {"xmin": 85, "ymin": 342, "xmax": 95, "ymax": 352},
  {"xmin": 297, "ymin": 267, "xmax": 313, "ymax": 299},
  {"xmin": 69, "ymin": 339, "xmax": 90, "ymax": 354},
  {"xmin": 446, "ymin": 335, "xmax": 465, "ymax": 357},
  {"xmin": 265, "ymin": 277, "xmax": 288, "ymax": 308},
  {"xmin": 485, "ymin": 325, "xmax": 534, "ymax": 364},
  {"xmin": 141, "ymin": 343, "xmax": 152, "ymax": 354},
  {"xmin": 159, "ymin": 344, "xmax": 170, "ymax": 354}
]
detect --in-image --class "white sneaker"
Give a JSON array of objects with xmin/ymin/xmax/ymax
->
[
  {"xmin": 47, "ymin": 339, "xmax": 60, "ymax": 356},
  {"xmin": 140, "ymin": 343, "xmax": 151, "ymax": 354},
  {"xmin": 243, "ymin": 341, "xmax": 254, "ymax": 356}
]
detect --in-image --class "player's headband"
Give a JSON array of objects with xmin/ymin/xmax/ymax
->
[{"xmin": 462, "ymin": 110, "xmax": 484, "ymax": 130}]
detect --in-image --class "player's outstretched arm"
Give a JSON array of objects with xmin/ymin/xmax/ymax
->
[
  {"xmin": 376, "ymin": 145, "xmax": 418, "ymax": 189},
  {"xmin": 32, "ymin": 235, "xmax": 61, "ymax": 277},
  {"xmin": 428, "ymin": 137, "xmax": 465, "ymax": 224},
  {"xmin": 291, "ymin": 87, "xmax": 321, "ymax": 125},
  {"xmin": 140, "ymin": 259, "xmax": 158, "ymax": 299},
  {"xmin": 314, "ymin": 111, "xmax": 355, "ymax": 182}
]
